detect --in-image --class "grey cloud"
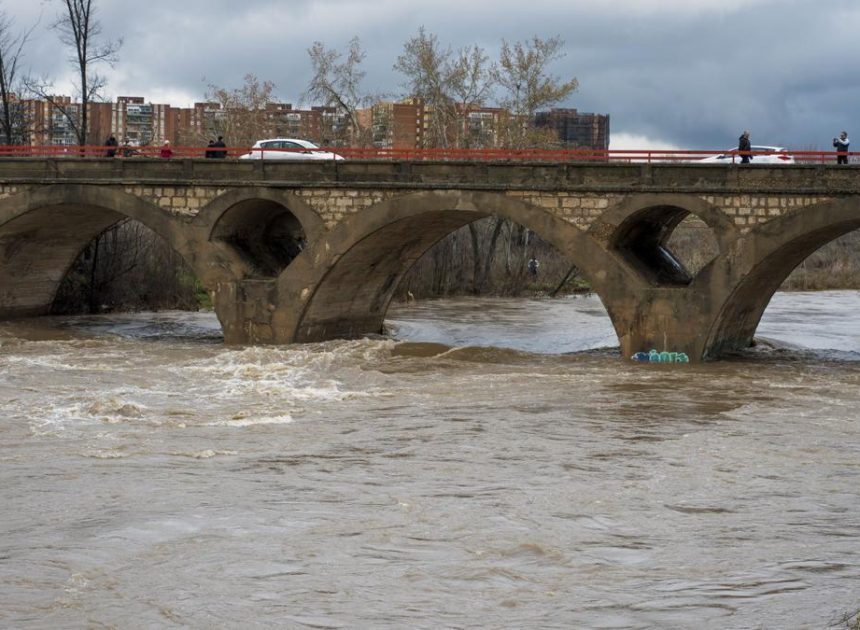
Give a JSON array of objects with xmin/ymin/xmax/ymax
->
[{"xmin": 7, "ymin": 0, "xmax": 860, "ymax": 150}]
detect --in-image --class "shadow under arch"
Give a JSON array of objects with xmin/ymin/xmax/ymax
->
[
  {"xmin": 199, "ymin": 188, "xmax": 325, "ymax": 278},
  {"xmin": 273, "ymin": 190, "xmax": 636, "ymax": 346},
  {"xmin": 0, "ymin": 184, "xmax": 231, "ymax": 320},
  {"xmin": 702, "ymin": 197, "xmax": 860, "ymax": 358},
  {"xmin": 592, "ymin": 193, "xmax": 737, "ymax": 286}
]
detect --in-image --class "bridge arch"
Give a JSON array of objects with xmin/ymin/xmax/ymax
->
[
  {"xmin": 0, "ymin": 185, "xmax": 222, "ymax": 319},
  {"xmin": 272, "ymin": 190, "xmax": 640, "ymax": 346},
  {"xmin": 199, "ymin": 188, "xmax": 324, "ymax": 278},
  {"xmin": 591, "ymin": 193, "xmax": 736, "ymax": 286},
  {"xmin": 703, "ymin": 196, "xmax": 860, "ymax": 358}
]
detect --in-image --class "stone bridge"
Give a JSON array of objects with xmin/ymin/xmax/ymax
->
[{"xmin": 0, "ymin": 157, "xmax": 857, "ymax": 361}]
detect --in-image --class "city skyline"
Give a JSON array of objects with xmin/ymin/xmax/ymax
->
[
  {"xmin": 4, "ymin": 0, "xmax": 860, "ymax": 151},
  {"xmin": 13, "ymin": 92, "xmax": 609, "ymax": 153}
]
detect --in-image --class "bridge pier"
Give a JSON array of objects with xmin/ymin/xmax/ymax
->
[
  {"xmin": 608, "ymin": 289, "xmax": 716, "ymax": 361},
  {"xmin": 211, "ymin": 279, "xmax": 281, "ymax": 344}
]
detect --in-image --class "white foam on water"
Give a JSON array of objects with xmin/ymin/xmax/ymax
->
[
  {"xmin": 206, "ymin": 415, "xmax": 294, "ymax": 428},
  {"xmin": 28, "ymin": 401, "xmax": 108, "ymax": 433},
  {"xmin": 171, "ymin": 340, "xmax": 395, "ymax": 406},
  {"xmin": 23, "ymin": 392, "xmax": 158, "ymax": 436},
  {"xmin": 80, "ymin": 450, "xmax": 130, "ymax": 459},
  {"xmin": 171, "ymin": 449, "xmax": 239, "ymax": 458}
]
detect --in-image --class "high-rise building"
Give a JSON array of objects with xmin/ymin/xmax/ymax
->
[
  {"xmin": 6, "ymin": 94, "xmax": 610, "ymax": 153},
  {"xmin": 266, "ymin": 104, "xmax": 326, "ymax": 142},
  {"xmin": 44, "ymin": 97, "xmax": 80, "ymax": 146},
  {"xmin": 111, "ymin": 97, "xmax": 156, "ymax": 145},
  {"xmin": 366, "ymin": 101, "xmax": 423, "ymax": 149},
  {"xmin": 462, "ymin": 107, "xmax": 505, "ymax": 149},
  {"xmin": 534, "ymin": 108, "xmax": 610, "ymax": 150}
]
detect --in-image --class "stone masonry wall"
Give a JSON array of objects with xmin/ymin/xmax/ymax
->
[
  {"xmin": 294, "ymin": 189, "xmax": 395, "ymax": 229},
  {"xmin": 0, "ymin": 185, "xmax": 21, "ymax": 201},
  {"xmin": 101, "ymin": 185, "xmax": 835, "ymax": 234},
  {"xmin": 699, "ymin": 194, "xmax": 831, "ymax": 232},
  {"xmin": 124, "ymin": 185, "xmax": 227, "ymax": 217}
]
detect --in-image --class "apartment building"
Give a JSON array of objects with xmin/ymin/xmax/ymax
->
[
  {"xmin": 367, "ymin": 100, "xmax": 423, "ymax": 149},
  {"xmin": 534, "ymin": 108, "xmax": 610, "ymax": 150},
  {"xmin": 7, "ymin": 95, "xmax": 610, "ymax": 152},
  {"xmin": 462, "ymin": 107, "xmax": 505, "ymax": 148},
  {"xmin": 21, "ymin": 96, "xmax": 80, "ymax": 146},
  {"xmin": 174, "ymin": 101, "xmax": 340, "ymax": 147},
  {"xmin": 109, "ymin": 97, "xmax": 176, "ymax": 146}
]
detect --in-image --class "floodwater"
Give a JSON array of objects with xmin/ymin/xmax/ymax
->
[{"xmin": 1, "ymin": 291, "xmax": 859, "ymax": 629}]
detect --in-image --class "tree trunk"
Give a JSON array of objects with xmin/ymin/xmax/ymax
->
[
  {"xmin": 468, "ymin": 222, "xmax": 481, "ymax": 293},
  {"xmin": 480, "ymin": 218, "xmax": 505, "ymax": 291},
  {"xmin": 549, "ymin": 265, "xmax": 579, "ymax": 297},
  {"xmin": 87, "ymin": 234, "xmax": 101, "ymax": 313}
]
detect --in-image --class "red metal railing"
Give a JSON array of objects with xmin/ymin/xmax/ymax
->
[{"xmin": 0, "ymin": 144, "xmax": 852, "ymax": 163}]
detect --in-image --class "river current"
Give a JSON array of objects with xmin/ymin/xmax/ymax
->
[{"xmin": 1, "ymin": 291, "xmax": 859, "ymax": 629}]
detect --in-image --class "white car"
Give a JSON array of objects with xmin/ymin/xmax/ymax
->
[
  {"xmin": 698, "ymin": 145, "xmax": 795, "ymax": 164},
  {"xmin": 239, "ymin": 138, "xmax": 344, "ymax": 160}
]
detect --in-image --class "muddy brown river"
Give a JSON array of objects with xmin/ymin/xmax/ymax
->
[{"xmin": 1, "ymin": 291, "xmax": 859, "ymax": 628}]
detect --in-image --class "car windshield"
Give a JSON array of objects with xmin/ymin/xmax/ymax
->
[{"xmin": 256, "ymin": 140, "xmax": 323, "ymax": 152}]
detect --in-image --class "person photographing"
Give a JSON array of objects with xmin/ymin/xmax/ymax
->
[{"xmin": 833, "ymin": 131, "xmax": 850, "ymax": 165}]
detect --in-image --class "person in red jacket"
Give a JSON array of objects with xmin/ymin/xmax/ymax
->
[{"xmin": 160, "ymin": 140, "xmax": 173, "ymax": 159}]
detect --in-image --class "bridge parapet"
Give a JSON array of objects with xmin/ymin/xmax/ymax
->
[{"xmin": 0, "ymin": 157, "xmax": 856, "ymax": 191}]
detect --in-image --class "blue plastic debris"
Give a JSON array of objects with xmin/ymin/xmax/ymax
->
[{"xmin": 631, "ymin": 349, "xmax": 690, "ymax": 363}]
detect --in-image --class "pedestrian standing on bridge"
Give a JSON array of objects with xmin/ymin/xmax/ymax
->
[
  {"xmin": 213, "ymin": 136, "xmax": 227, "ymax": 158},
  {"xmin": 833, "ymin": 131, "xmax": 850, "ymax": 164},
  {"xmin": 160, "ymin": 140, "xmax": 173, "ymax": 159},
  {"xmin": 738, "ymin": 130, "xmax": 752, "ymax": 164},
  {"xmin": 104, "ymin": 135, "xmax": 118, "ymax": 158}
]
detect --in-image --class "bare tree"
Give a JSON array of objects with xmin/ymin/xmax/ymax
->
[
  {"xmin": 27, "ymin": 0, "xmax": 121, "ymax": 147},
  {"xmin": 202, "ymin": 74, "xmax": 276, "ymax": 147},
  {"xmin": 0, "ymin": 11, "xmax": 36, "ymax": 145},
  {"xmin": 53, "ymin": 220, "xmax": 205, "ymax": 314},
  {"xmin": 448, "ymin": 45, "xmax": 493, "ymax": 148},
  {"xmin": 491, "ymin": 35, "xmax": 578, "ymax": 147},
  {"xmin": 304, "ymin": 37, "xmax": 373, "ymax": 146},
  {"xmin": 394, "ymin": 31, "xmax": 495, "ymax": 150},
  {"xmin": 394, "ymin": 27, "xmax": 456, "ymax": 148}
]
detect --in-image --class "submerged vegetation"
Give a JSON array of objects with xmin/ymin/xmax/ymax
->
[{"xmin": 52, "ymin": 220, "xmax": 205, "ymax": 315}]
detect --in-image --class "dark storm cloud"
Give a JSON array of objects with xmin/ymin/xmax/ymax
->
[{"xmin": 8, "ymin": 0, "xmax": 860, "ymax": 149}]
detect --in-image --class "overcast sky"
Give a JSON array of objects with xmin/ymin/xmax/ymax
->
[{"xmin": 7, "ymin": 0, "xmax": 860, "ymax": 149}]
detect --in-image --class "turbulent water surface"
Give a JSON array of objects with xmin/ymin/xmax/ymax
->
[{"xmin": 1, "ymin": 291, "xmax": 859, "ymax": 629}]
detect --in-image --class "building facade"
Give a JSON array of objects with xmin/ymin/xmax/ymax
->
[
  {"xmin": 534, "ymin": 108, "xmax": 610, "ymax": 150},
  {"xmin": 6, "ymin": 95, "xmax": 610, "ymax": 151}
]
